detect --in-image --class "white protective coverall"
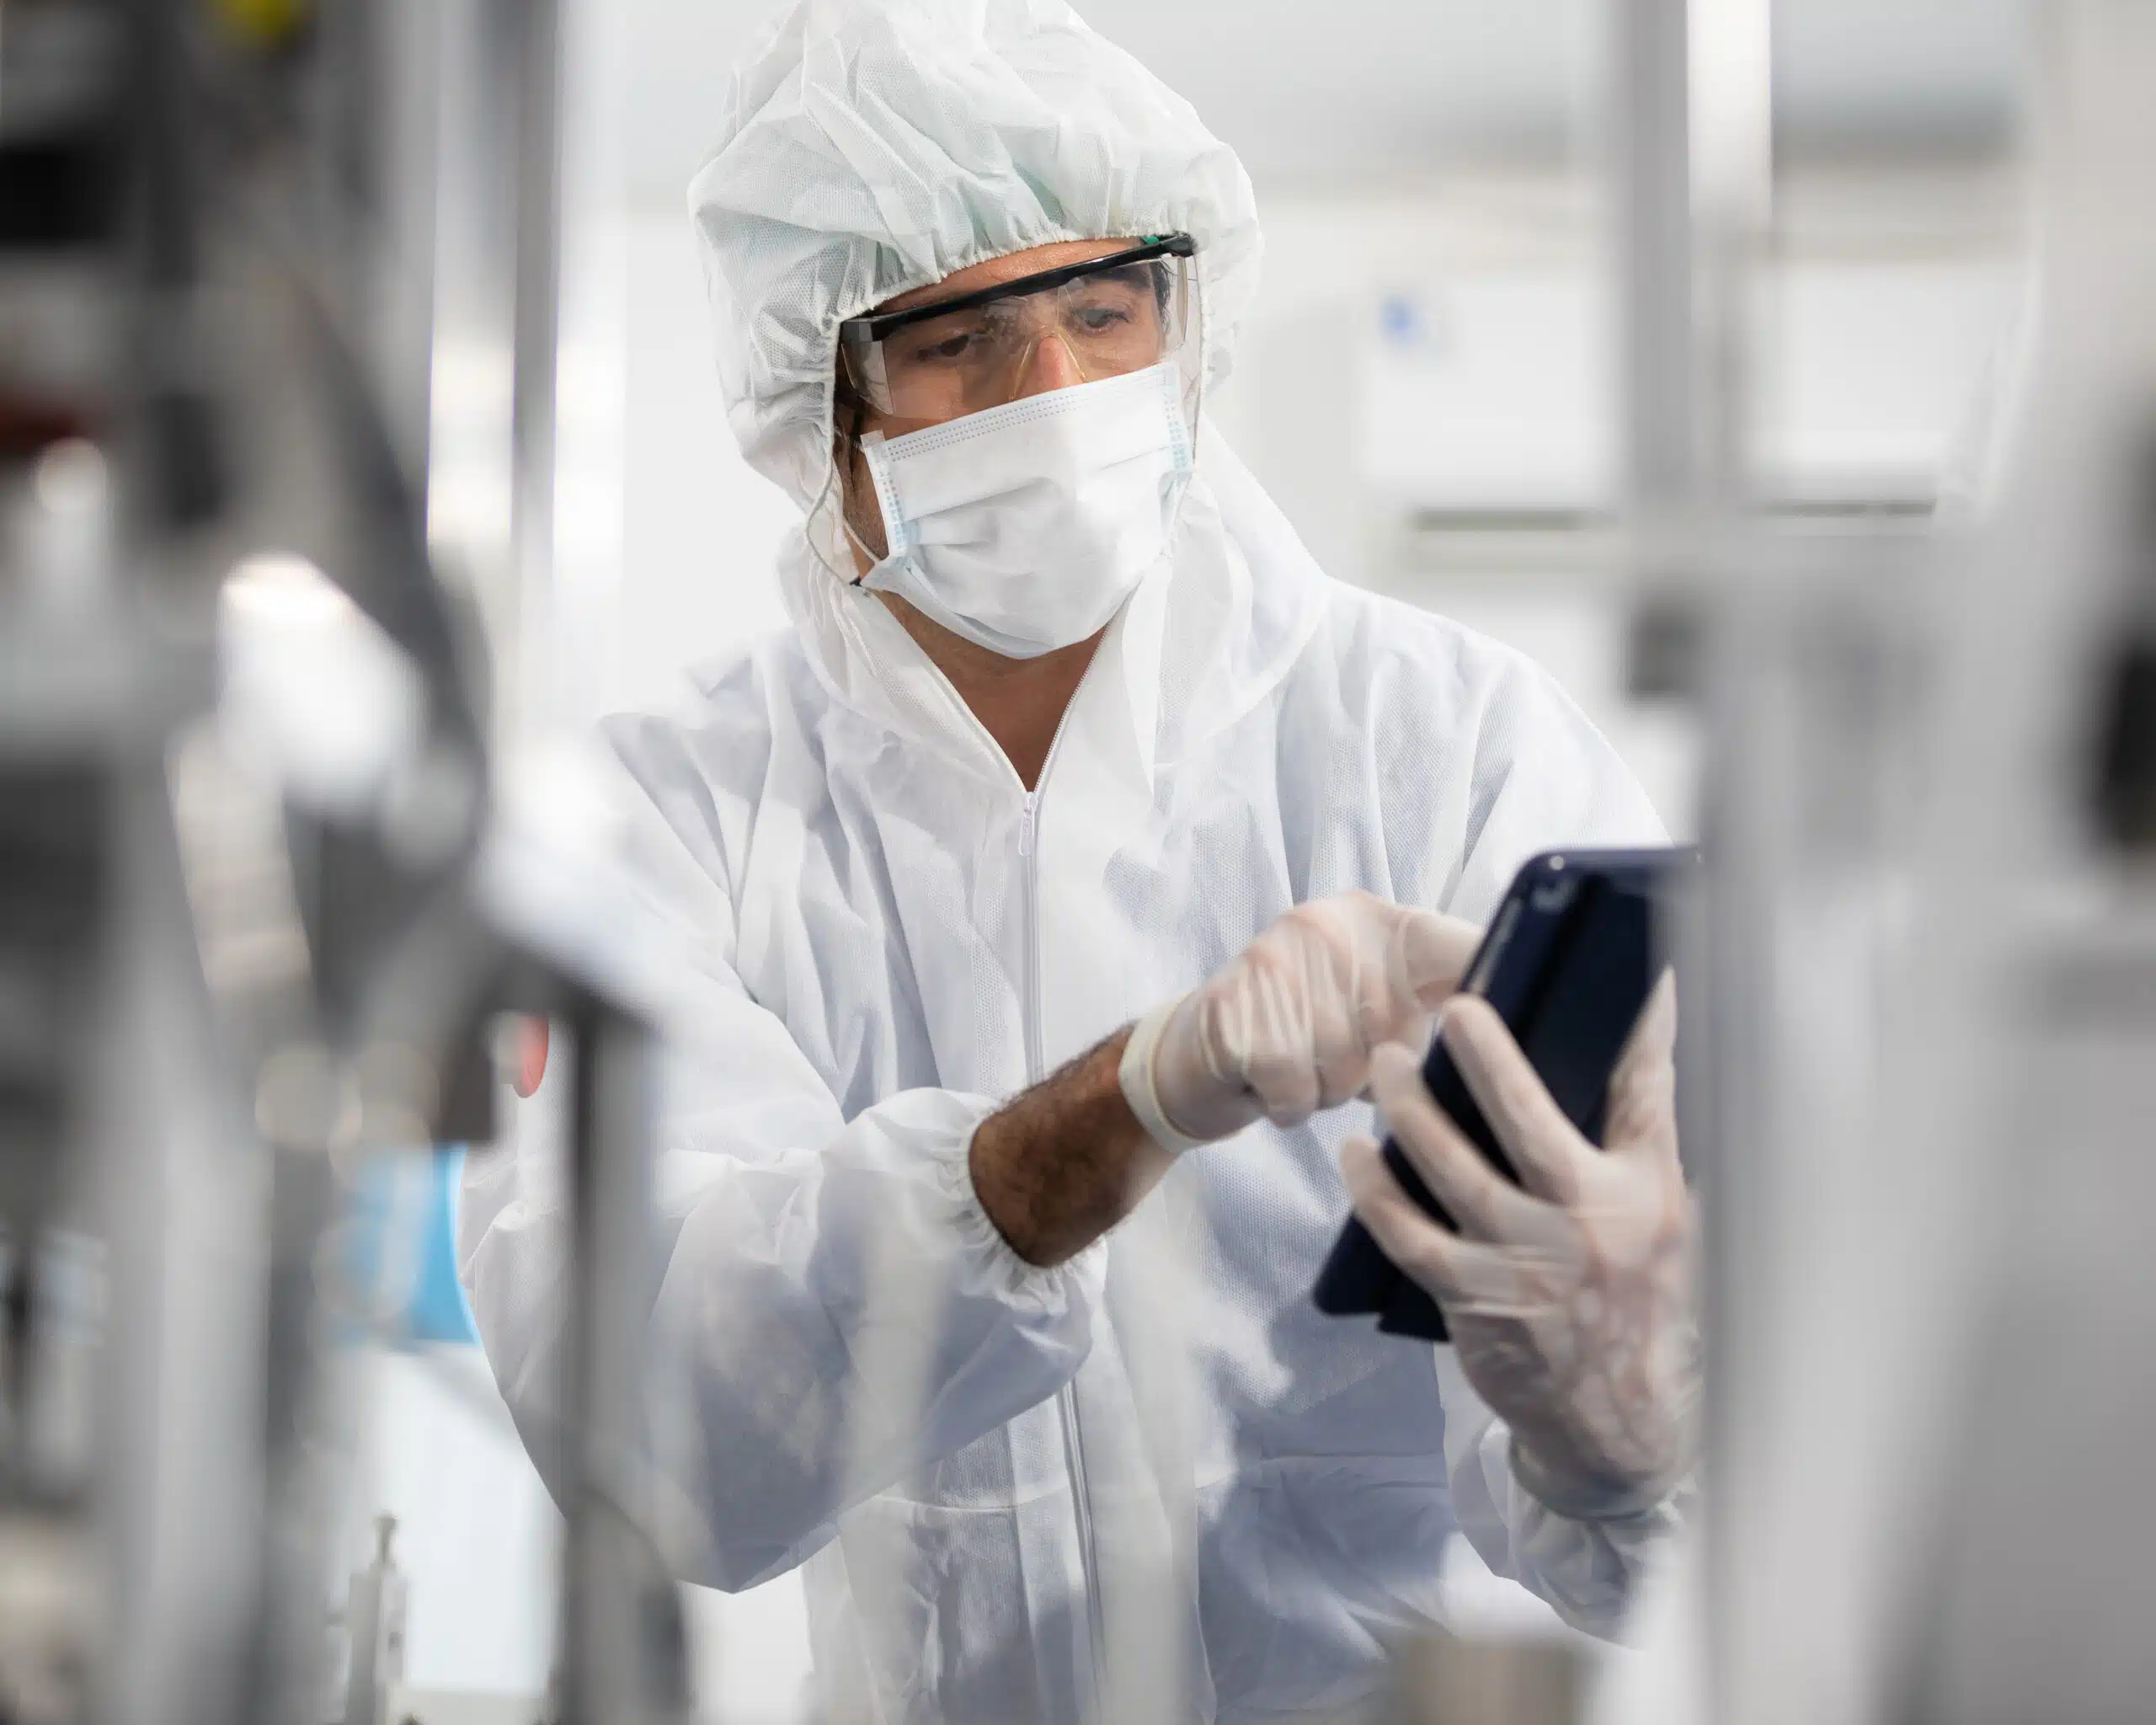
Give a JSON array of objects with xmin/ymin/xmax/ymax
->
[{"xmin": 461, "ymin": 1, "xmax": 1680, "ymax": 1718}]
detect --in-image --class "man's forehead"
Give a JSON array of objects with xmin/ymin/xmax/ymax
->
[{"xmin": 872, "ymin": 238, "xmax": 1136, "ymax": 319}]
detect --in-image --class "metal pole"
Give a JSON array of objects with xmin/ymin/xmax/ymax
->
[
  {"xmin": 557, "ymin": 1006, "xmax": 689, "ymax": 1725},
  {"xmin": 1612, "ymin": 0, "xmax": 1700, "ymax": 553},
  {"xmin": 94, "ymin": 755, "xmax": 270, "ymax": 1725},
  {"xmin": 1605, "ymin": 6, "xmax": 1773, "ymax": 1722},
  {"xmin": 508, "ymin": 0, "xmax": 566, "ymax": 750},
  {"xmin": 1609, "ymin": 0, "xmax": 1770, "ymax": 601}
]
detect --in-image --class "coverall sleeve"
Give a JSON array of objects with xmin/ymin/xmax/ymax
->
[
  {"xmin": 457, "ymin": 726, "xmax": 1105, "ymax": 1594},
  {"xmin": 1430, "ymin": 649, "xmax": 1689, "ymax": 1637},
  {"xmin": 1435, "ymin": 1352, "xmax": 1693, "ymax": 1640}
]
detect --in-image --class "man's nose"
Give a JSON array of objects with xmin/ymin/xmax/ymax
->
[{"xmin": 1011, "ymin": 332, "xmax": 1086, "ymax": 399}]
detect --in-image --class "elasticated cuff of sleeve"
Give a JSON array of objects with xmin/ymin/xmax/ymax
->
[
  {"xmin": 1507, "ymin": 1433, "xmax": 1690, "ymax": 1525},
  {"xmin": 942, "ymin": 1116, "xmax": 1111, "ymax": 1308}
]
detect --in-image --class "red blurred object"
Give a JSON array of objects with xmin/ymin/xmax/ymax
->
[
  {"xmin": 0, "ymin": 397, "xmax": 101, "ymax": 459},
  {"xmin": 514, "ymin": 1017, "xmax": 548, "ymax": 1098}
]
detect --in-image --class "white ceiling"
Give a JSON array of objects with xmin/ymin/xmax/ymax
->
[{"xmin": 617, "ymin": 0, "xmax": 2026, "ymax": 205}]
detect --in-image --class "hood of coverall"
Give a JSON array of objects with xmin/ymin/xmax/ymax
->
[
  {"xmin": 686, "ymin": 0, "xmax": 1263, "ymax": 514},
  {"xmin": 686, "ymin": 0, "xmax": 1308, "ymax": 782}
]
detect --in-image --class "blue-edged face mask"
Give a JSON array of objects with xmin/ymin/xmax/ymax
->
[{"xmin": 855, "ymin": 363, "xmax": 1194, "ymax": 659}]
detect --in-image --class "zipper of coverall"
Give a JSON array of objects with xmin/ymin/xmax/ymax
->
[
  {"xmin": 1014, "ymin": 690, "xmax": 1112, "ymax": 1712},
  {"xmin": 909, "ymin": 611, "xmax": 1114, "ymax": 1704}
]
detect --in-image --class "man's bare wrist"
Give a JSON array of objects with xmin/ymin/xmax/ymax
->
[{"xmin": 969, "ymin": 1027, "xmax": 1170, "ymax": 1268}]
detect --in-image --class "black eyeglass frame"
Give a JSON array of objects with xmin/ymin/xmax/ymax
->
[{"xmin": 837, "ymin": 233, "xmax": 1198, "ymax": 348}]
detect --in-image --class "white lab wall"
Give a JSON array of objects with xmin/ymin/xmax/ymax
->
[
  {"xmin": 613, "ymin": 0, "xmax": 2025, "ymax": 204},
  {"xmin": 1218, "ymin": 189, "xmax": 2016, "ymax": 839},
  {"xmin": 614, "ymin": 215, "xmax": 799, "ymax": 716}
]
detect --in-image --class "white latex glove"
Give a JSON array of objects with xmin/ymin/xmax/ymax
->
[
  {"xmin": 1120, "ymin": 892, "xmax": 1481, "ymax": 1148},
  {"xmin": 1340, "ymin": 973, "xmax": 1700, "ymax": 1519}
]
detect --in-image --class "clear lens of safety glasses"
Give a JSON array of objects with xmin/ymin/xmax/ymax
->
[{"xmin": 838, "ymin": 235, "xmax": 1200, "ymax": 428}]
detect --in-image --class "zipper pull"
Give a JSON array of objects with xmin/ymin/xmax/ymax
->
[{"xmin": 1017, "ymin": 792, "xmax": 1038, "ymax": 857}]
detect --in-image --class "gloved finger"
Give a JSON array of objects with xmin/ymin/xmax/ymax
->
[
  {"xmin": 1385, "ymin": 905, "xmax": 1483, "ymax": 1010},
  {"xmin": 1204, "ymin": 1026, "xmax": 1305, "ymax": 1130},
  {"xmin": 1263, "ymin": 956, "xmax": 1326, "ymax": 1119},
  {"xmin": 1438, "ymin": 996, "xmax": 1590, "ymax": 1204},
  {"xmin": 1369, "ymin": 1042, "xmax": 1546, "ymax": 1243},
  {"xmin": 1299, "ymin": 924, "xmax": 1370, "ymax": 1105},
  {"xmin": 1607, "ymin": 969, "xmax": 1681, "ymax": 1163},
  {"xmin": 1313, "ymin": 1044, "xmax": 1370, "ymax": 1110},
  {"xmin": 1338, "ymin": 1133, "xmax": 1478, "ymax": 1301},
  {"xmin": 1198, "ymin": 948, "xmax": 1285, "ymax": 1087},
  {"xmin": 1236, "ymin": 959, "xmax": 1322, "ymax": 1125},
  {"xmin": 1331, "ymin": 899, "xmax": 1405, "ymax": 1041},
  {"xmin": 1614, "ymin": 968, "xmax": 1678, "ymax": 1083},
  {"xmin": 1342, "ymin": 1136, "xmax": 1551, "ymax": 1315}
]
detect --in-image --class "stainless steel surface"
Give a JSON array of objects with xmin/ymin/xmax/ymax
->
[
  {"xmin": 1609, "ymin": 0, "xmax": 1698, "ymax": 541},
  {"xmin": 508, "ymin": 0, "xmax": 567, "ymax": 751}
]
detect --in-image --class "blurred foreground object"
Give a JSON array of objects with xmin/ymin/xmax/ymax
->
[
  {"xmin": 1885, "ymin": 8, "xmax": 2156, "ymax": 1719},
  {"xmin": 1502, "ymin": 1, "xmax": 2156, "ymax": 1722},
  {"xmin": 1701, "ymin": 3, "xmax": 2156, "ymax": 1725},
  {"xmin": 0, "ymin": 1, "xmax": 687, "ymax": 1722},
  {"xmin": 339, "ymin": 1517, "xmax": 407, "ymax": 1725},
  {"xmin": 1385, "ymin": 1631, "xmax": 1585, "ymax": 1725}
]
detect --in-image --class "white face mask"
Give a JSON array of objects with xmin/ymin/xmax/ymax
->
[{"xmin": 855, "ymin": 362, "xmax": 1195, "ymax": 660}]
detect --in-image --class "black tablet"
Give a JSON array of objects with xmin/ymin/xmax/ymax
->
[{"xmin": 1311, "ymin": 846, "xmax": 1695, "ymax": 1343}]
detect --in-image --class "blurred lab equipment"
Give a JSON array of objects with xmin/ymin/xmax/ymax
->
[
  {"xmin": 340, "ymin": 1517, "xmax": 408, "ymax": 1725},
  {"xmin": 1387, "ymin": 2, "xmax": 2156, "ymax": 1722},
  {"xmin": 0, "ymin": 0, "xmax": 690, "ymax": 1721},
  {"xmin": 1584, "ymin": 3, "xmax": 2156, "ymax": 1725},
  {"xmin": 1708, "ymin": 5, "xmax": 2156, "ymax": 1722},
  {"xmin": 1385, "ymin": 1631, "xmax": 1586, "ymax": 1725}
]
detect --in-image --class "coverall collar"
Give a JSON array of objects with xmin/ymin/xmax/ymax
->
[{"xmin": 776, "ymin": 434, "xmax": 1326, "ymax": 809}]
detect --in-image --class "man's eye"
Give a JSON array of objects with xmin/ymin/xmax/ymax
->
[
  {"xmin": 1073, "ymin": 306, "xmax": 1134, "ymax": 334},
  {"xmin": 910, "ymin": 331, "xmax": 979, "ymax": 364}
]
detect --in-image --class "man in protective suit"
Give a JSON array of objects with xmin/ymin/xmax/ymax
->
[{"xmin": 463, "ymin": 2, "xmax": 1697, "ymax": 1718}]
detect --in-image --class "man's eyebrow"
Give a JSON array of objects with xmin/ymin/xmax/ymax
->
[
  {"xmin": 904, "ymin": 291, "xmax": 1004, "ymax": 316},
  {"xmin": 885, "ymin": 276, "xmax": 1032, "ymax": 318}
]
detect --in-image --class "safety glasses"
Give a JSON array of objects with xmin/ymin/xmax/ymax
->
[{"xmin": 837, "ymin": 234, "xmax": 1199, "ymax": 425}]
